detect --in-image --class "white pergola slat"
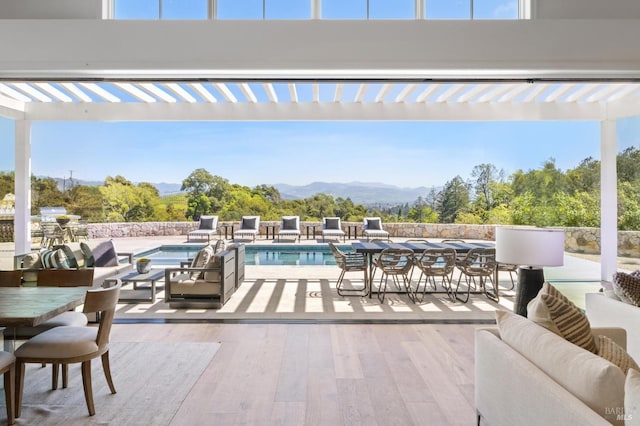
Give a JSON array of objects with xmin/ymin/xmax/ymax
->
[
  {"xmin": 34, "ymin": 83, "xmax": 73, "ymax": 103},
  {"xmin": 240, "ymin": 83, "xmax": 258, "ymax": 103},
  {"xmin": 60, "ymin": 83, "xmax": 92, "ymax": 102},
  {"xmin": 164, "ymin": 83, "xmax": 197, "ymax": 103},
  {"xmin": 190, "ymin": 83, "xmax": 217, "ymax": 103}
]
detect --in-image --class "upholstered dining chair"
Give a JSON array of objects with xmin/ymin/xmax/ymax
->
[
  {"xmin": 0, "ymin": 351, "xmax": 15, "ymax": 425},
  {"xmin": 328, "ymin": 242, "xmax": 368, "ymax": 297},
  {"xmin": 374, "ymin": 248, "xmax": 414, "ymax": 303},
  {"xmin": 0, "ymin": 270, "xmax": 22, "ymax": 287},
  {"xmin": 15, "ymin": 284, "xmax": 121, "ymax": 418}
]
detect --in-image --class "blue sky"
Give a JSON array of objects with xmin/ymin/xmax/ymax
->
[{"xmin": 0, "ymin": 118, "xmax": 639, "ymax": 188}]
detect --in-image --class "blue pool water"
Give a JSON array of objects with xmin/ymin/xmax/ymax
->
[{"xmin": 134, "ymin": 245, "xmax": 353, "ymax": 266}]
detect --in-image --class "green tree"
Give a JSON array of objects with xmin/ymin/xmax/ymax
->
[
  {"xmin": 436, "ymin": 176, "xmax": 470, "ymax": 223},
  {"xmin": 31, "ymin": 176, "xmax": 65, "ymax": 213},
  {"xmin": 0, "ymin": 172, "xmax": 14, "ymax": 199},
  {"xmin": 67, "ymin": 185, "xmax": 104, "ymax": 222},
  {"xmin": 181, "ymin": 169, "xmax": 230, "ymax": 219}
]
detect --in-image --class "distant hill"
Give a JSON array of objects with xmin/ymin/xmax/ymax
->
[
  {"xmin": 46, "ymin": 177, "xmax": 183, "ymax": 195},
  {"xmin": 274, "ymin": 181, "xmax": 433, "ymax": 206}
]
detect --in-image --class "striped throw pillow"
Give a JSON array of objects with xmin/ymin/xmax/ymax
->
[
  {"xmin": 613, "ymin": 272, "xmax": 640, "ymax": 306},
  {"xmin": 528, "ymin": 282, "xmax": 598, "ymax": 354},
  {"xmin": 39, "ymin": 249, "xmax": 55, "ymax": 268},
  {"xmin": 597, "ymin": 335, "xmax": 639, "ymax": 375}
]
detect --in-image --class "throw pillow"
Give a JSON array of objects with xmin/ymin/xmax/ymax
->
[
  {"xmin": 199, "ymin": 216, "xmax": 215, "ymax": 230},
  {"xmin": 366, "ymin": 218, "xmax": 381, "ymax": 230},
  {"xmin": 39, "ymin": 249, "xmax": 55, "ymax": 269},
  {"xmin": 213, "ymin": 239, "xmax": 226, "ymax": 254},
  {"xmin": 596, "ymin": 334, "xmax": 640, "ymax": 375},
  {"xmin": 92, "ymin": 240, "xmax": 119, "ymax": 267},
  {"xmin": 613, "ymin": 272, "xmax": 640, "ymax": 306},
  {"xmin": 59, "ymin": 245, "xmax": 79, "ymax": 269},
  {"xmin": 22, "ymin": 252, "xmax": 42, "ymax": 269},
  {"xmin": 80, "ymin": 242, "xmax": 95, "ymax": 267},
  {"xmin": 527, "ymin": 282, "xmax": 598, "ymax": 354},
  {"xmin": 495, "ymin": 310, "xmax": 626, "ymax": 424},
  {"xmin": 625, "ymin": 369, "xmax": 640, "ymax": 426},
  {"xmin": 242, "ymin": 217, "xmax": 256, "ymax": 230},
  {"xmin": 325, "ymin": 218, "xmax": 340, "ymax": 230},
  {"xmin": 282, "ymin": 218, "xmax": 298, "ymax": 230},
  {"xmin": 189, "ymin": 245, "xmax": 214, "ymax": 280},
  {"xmin": 50, "ymin": 247, "xmax": 73, "ymax": 269}
]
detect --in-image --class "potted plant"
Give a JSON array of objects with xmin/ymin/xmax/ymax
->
[
  {"xmin": 136, "ymin": 257, "xmax": 151, "ymax": 274},
  {"xmin": 56, "ymin": 215, "xmax": 70, "ymax": 225}
]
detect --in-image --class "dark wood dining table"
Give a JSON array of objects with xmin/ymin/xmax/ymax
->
[
  {"xmin": 351, "ymin": 241, "xmax": 496, "ymax": 298},
  {"xmin": 0, "ymin": 287, "xmax": 87, "ymax": 327}
]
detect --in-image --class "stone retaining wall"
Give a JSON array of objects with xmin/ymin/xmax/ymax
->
[{"xmin": 81, "ymin": 221, "xmax": 640, "ymax": 257}]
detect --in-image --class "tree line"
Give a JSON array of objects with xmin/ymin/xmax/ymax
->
[{"xmin": 0, "ymin": 146, "xmax": 638, "ymax": 229}]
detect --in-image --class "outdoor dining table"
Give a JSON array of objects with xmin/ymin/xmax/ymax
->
[{"xmin": 351, "ymin": 241, "xmax": 495, "ymax": 298}]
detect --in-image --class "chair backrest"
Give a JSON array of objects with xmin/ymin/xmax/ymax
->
[
  {"xmin": 328, "ymin": 242, "xmax": 345, "ymax": 268},
  {"xmin": 37, "ymin": 268, "xmax": 95, "ymax": 287},
  {"xmin": 460, "ymin": 248, "xmax": 496, "ymax": 275},
  {"xmin": 323, "ymin": 217, "xmax": 342, "ymax": 230},
  {"xmin": 83, "ymin": 284, "xmax": 121, "ymax": 348},
  {"xmin": 363, "ymin": 217, "xmax": 384, "ymax": 231},
  {"xmin": 198, "ymin": 215, "xmax": 218, "ymax": 230},
  {"xmin": 42, "ymin": 222, "xmax": 65, "ymax": 236},
  {"xmin": 281, "ymin": 216, "xmax": 300, "ymax": 231},
  {"xmin": 376, "ymin": 248, "xmax": 414, "ymax": 274},
  {"xmin": 240, "ymin": 216, "xmax": 260, "ymax": 230},
  {"xmin": 0, "ymin": 270, "xmax": 22, "ymax": 287},
  {"xmin": 442, "ymin": 239, "xmax": 466, "ymax": 243},
  {"xmin": 416, "ymin": 248, "xmax": 457, "ymax": 274}
]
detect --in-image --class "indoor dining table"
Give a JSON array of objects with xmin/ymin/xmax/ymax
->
[
  {"xmin": 0, "ymin": 287, "xmax": 87, "ymax": 328},
  {"xmin": 351, "ymin": 241, "xmax": 496, "ymax": 298}
]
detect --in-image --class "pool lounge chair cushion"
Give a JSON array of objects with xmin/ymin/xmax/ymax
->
[
  {"xmin": 366, "ymin": 218, "xmax": 381, "ymax": 230},
  {"xmin": 282, "ymin": 218, "xmax": 298, "ymax": 230},
  {"xmin": 241, "ymin": 217, "xmax": 257, "ymax": 230},
  {"xmin": 199, "ymin": 216, "xmax": 216, "ymax": 230},
  {"xmin": 325, "ymin": 218, "xmax": 340, "ymax": 230}
]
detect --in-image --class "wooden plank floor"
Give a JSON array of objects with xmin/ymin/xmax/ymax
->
[{"xmin": 111, "ymin": 323, "xmax": 482, "ymax": 426}]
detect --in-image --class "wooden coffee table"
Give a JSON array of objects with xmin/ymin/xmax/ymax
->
[{"xmin": 104, "ymin": 269, "xmax": 164, "ymax": 303}]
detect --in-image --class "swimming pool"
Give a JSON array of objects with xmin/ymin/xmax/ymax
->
[{"xmin": 134, "ymin": 244, "xmax": 353, "ymax": 266}]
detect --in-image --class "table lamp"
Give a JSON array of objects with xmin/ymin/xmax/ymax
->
[{"xmin": 495, "ymin": 226, "xmax": 565, "ymax": 317}]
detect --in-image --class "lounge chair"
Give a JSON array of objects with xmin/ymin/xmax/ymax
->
[
  {"xmin": 233, "ymin": 216, "xmax": 260, "ymax": 242},
  {"xmin": 362, "ymin": 217, "xmax": 389, "ymax": 241},
  {"xmin": 278, "ymin": 216, "xmax": 300, "ymax": 242},
  {"xmin": 321, "ymin": 217, "xmax": 345, "ymax": 242},
  {"xmin": 188, "ymin": 215, "xmax": 219, "ymax": 243}
]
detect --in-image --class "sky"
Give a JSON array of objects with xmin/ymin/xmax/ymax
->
[
  {"xmin": 1, "ymin": 1, "xmax": 639, "ymax": 189},
  {"xmin": 1, "ymin": 118, "xmax": 639, "ymax": 189}
]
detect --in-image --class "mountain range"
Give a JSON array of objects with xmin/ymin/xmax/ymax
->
[{"xmin": 52, "ymin": 178, "xmax": 432, "ymax": 206}]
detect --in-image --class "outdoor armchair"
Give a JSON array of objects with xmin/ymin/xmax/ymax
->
[
  {"xmin": 362, "ymin": 217, "xmax": 389, "ymax": 241},
  {"xmin": 454, "ymin": 247, "xmax": 498, "ymax": 303},
  {"xmin": 277, "ymin": 216, "xmax": 300, "ymax": 242},
  {"xmin": 321, "ymin": 217, "xmax": 345, "ymax": 242},
  {"xmin": 412, "ymin": 248, "xmax": 457, "ymax": 302},
  {"xmin": 233, "ymin": 216, "xmax": 260, "ymax": 242},
  {"xmin": 329, "ymin": 242, "xmax": 368, "ymax": 297},
  {"xmin": 188, "ymin": 215, "xmax": 219, "ymax": 243}
]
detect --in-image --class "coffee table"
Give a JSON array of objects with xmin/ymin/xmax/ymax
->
[{"xmin": 104, "ymin": 269, "xmax": 164, "ymax": 303}]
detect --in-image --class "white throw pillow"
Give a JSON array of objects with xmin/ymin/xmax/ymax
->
[{"xmin": 625, "ymin": 369, "xmax": 640, "ymax": 425}]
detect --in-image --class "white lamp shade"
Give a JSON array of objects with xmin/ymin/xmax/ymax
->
[{"xmin": 495, "ymin": 226, "xmax": 565, "ymax": 267}]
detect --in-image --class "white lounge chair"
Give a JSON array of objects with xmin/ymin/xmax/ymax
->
[
  {"xmin": 234, "ymin": 216, "xmax": 260, "ymax": 242},
  {"xmin": 188, "ymin": 215, "xmax": 219, "ymax": 243},
  {"xmin": 278, "ymin": 216, "xmax": 300, "ymax": 242},
  {"xmin": 362, "ymin": 217, "xmax": 389, "ymax": 241},
  {"xmin": 322, "ymin": 217, "xmax": 345, "ymax": 242}
]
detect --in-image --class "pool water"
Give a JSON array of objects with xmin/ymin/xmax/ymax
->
[{"xmin": 134, "ymin": 245, "xmax": 353, "ymax": 266}]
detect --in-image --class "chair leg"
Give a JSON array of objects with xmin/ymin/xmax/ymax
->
[
  {"xmin": 454, "ymin": 273, "xmax": 471, "ymax": 303},
  {"xmin": 51, "ymin": 363, "xmax": 59, "ymax": 390},
  {"xmin": 101, "ymin": 351, "xmax": 117, "ymax": 394},
  {"xmin": 62, "ymin": 364, "xmax": 69, "ymax": 388},
  {"xmin": 15, "ymin": 361, "xmax": 24, "ymax": 419},
  {"xmin": 81, "ymin": 360, "xmax": 95, "ymax": 416},
  {"xmin": 4, "ymin": 363, "xmax": 15, "ymax": 425}
]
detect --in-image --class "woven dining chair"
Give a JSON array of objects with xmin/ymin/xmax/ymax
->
[
  {"xmin": 454, "ymin": 248, "xmax": 498, "ymax": 303},
  {"xmin": 329, "ymin": 242, "xmax": 368, "ymax": 297},
  {"xmin": 412, "ymin": 248, "xmax": 457, "ymax": 302},
  {"xmin": 374, "ymin": 248, "xmax": 414, "ymax": 303}
]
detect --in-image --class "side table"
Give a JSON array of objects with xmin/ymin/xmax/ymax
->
[
  {"xmin": 221, "ymin": 224, "xmax": 235, "ymax": 239},
  {"xmin": 345, "ymin": 225, "xmax": 359, "ymax": 239},
  {"xmin": 306, "ymin": 225, "xmax": 318, "ymax": 240},
  {"xmin": 265, "ymin": 225, "xmax": 277, "ymax": 240}
]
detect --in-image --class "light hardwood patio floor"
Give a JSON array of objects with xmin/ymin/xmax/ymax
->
[{"xmin": 111, "ymin": 322, "xmax": 481, "ymax": 426}]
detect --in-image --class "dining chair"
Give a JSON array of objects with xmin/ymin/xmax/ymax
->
[
  {"xmin": 15, "ymin": 284, "xmax": 121, "ymax": 418},
  {"xmin": 496, "ymin": 262, "xmax": 518, "ymax": 290},
  {"xmin": 36, "ymin": 268, "xmax": 95, "ymax": 287},
  {"xmin": 0, "ymin": 351, "xmax": 15, "ymax": 425},
  {"xmin": 0, "ymin": 270, "xmax": 22, "ymax": 287},
  {"xmin": 374, "ymin": 248, "xmax": 414, "ymax": 303},
  {"xmin": 454, "ymin": 248, "xmax": 498, "ymax": 303},
  {"xmin": 412, "ymin": 248, "xmax": 457, "ymax": 302},
  {"xmin": 40, "ymin": 222, "xmax": 66, "ymax": 248},
  {"xmin": 328, "ymin": 242, "xmax": 368, "ymax": 297}
]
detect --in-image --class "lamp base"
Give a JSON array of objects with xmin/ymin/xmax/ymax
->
[{"xmin": 514, "ymin": 267, "xmax": 545, "ymax": 317}]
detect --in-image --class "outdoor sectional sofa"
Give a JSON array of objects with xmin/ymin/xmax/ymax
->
[{"xmin": 16, "ymin": 240, "xmax": 133, "ymax": 287}]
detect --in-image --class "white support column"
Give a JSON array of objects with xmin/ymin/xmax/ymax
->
[
  {"xmin": 312, "ymin": 0, "xmax": 321, "ymax": 19},
  {"xmin": 600, "ymin": 119, "xmax": 617, "ymax": 283},
  {"xmin": 14, "ymin": 119, "xmax": 31, "ymax": 256},
  {"xmin": 415, "ymin": 0, "xmax": 424, "ymax": 19}
]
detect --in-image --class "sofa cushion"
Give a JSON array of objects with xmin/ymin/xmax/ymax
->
[
  {"xmin": 625, "ymin": 369, "xmax": 640, "ymax": 425},
  {"xmin": 528, "ymin": 282, "xmax": 598, "ymax": 353},
  {"xmin": 80, "ymin": 242, "xmax": 95, "ymax": 267},
  {"xmin": 496, "ymin": 310, "xmax": 626, "ymax": 424},
  {"xmin": 613, "ymin": 272, "xmax": 640, "ymax": 306},
  {"xmin": 190, "ymin": 245, "xmax": 214, "ymax": 280},
  {"xmin": 92, "ymin": 240, "xmax": 119, "ymax": 267},
  {"xmin": 596, "ymin": 334, "xmax": 639, "ymax": 375}
]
